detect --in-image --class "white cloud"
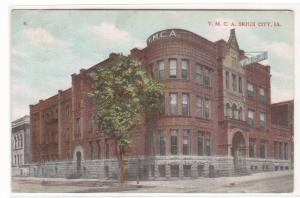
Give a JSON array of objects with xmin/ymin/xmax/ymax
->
[
  {"xmin": 23, "ymin": 27, "xmax": 68, "ymax": 48},
  {"xmin": 11, "ymin": 78, "xmax": 49, "ymax": 102},
  {"xmin": 271, "ymin": 87, "xmax": 294, "ymax": 103},
  {"xmin": 89, "ymin": 22, "xmax": 145, "ymax": 48},
  {"xmin": 11, "ymin": 78, "xmax": 51, "ymax": 120},
  {"xmin": 265, "ymin": 41, "xmax": 293, "ymax": 64},
  {"xmin": 11, "ymin": 102, "xmax": 29, "ymax": 121},
  {"xmin": 272, "ymin": 70, "xmax": 293, "ymax": 80}
]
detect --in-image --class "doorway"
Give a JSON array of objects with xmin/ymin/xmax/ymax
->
[
  {"xmin": 76, "ymin": 151, "xmax": 82, "ymax": 174},
  {"xmin": 231, "ymin": 132, "xmax": 246, "ymax": 171}
]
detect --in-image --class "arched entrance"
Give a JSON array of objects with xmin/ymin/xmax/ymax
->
[
  {"xmin": 231, "ymin": 132, "xmax": 246, "ymax": 171},
  {"xmin": 76, "ymin": 151, "xmax": 82, "ymax": 174}
]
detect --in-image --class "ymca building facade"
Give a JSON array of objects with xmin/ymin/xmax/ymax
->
[{"xmin": 29, "ymin": 28, "xmax": 292, "ymax": 179}]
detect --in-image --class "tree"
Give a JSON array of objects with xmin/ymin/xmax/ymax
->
[{"xmin": 88, "ymin": 54, "xmax": 162, "ymax": 182}]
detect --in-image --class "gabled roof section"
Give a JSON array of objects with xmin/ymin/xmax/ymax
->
[{"xmin": 228, "ymin": 29, "xmax": 239, "ymax": 51}]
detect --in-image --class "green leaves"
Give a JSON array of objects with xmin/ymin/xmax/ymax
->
[{"xmin": 89, "ymin": 54, "xmax": 162, "ymax": 147}]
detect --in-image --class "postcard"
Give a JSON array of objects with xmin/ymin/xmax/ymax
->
[{"xmin": 11, "ymin": 9, "xmax": 294, "ymax": 194}]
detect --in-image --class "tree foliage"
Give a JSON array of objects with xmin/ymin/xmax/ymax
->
[{"xmin": 89, "ymin": 54, "xmax": 162, "ymax": 147}]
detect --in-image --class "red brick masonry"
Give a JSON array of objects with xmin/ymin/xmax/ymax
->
[{"xmin": 29, "ymin": 29, "xmax": 293, "ymax": 178}]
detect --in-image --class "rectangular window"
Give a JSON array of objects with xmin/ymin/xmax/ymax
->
[
  {"xmin": 198, "ymin": 165, "xmax": 204, "ymax": 176},
  {"xmin": 197, "ymin": 131, "xmax": 205, "ymax": 155},
  {"xmin": 260, "ymin": 140, "xmax": 267, "ymax": 158},
  {"xmin": 67, "ymin": 128, "xmax": 71, "ymax": 142},
  {"xmin": 18, "ymin": 135, "xmax": 21, "ymax": 148},
  {"xmin": 169, "ymin": 59, "xmax": 177, "ymax": 78},
  {"xmin": 170, "ymin": 130, "xmax": 178, "ymax": 155},
  {"xmin": 249, "ymin": 138, "xmax": 256, "ymax": 158},
  {"xmin": 14, "ymin": 136, "xmax": 17, "ymax": 150},
  {"xmin": 204, "ymin": 67, "xmax": 211, "ymax": 86},
  {"xmin": 20, "ymin": 134, "xmax": 23, "ymax": 148},
  {"xmin": 284, "ymin": 143, "xmax": 288, "ymax": 160},
  {"xmin": 273, "ymin": 141, "xmax": 278, "ymax": 159},
  {"xmin": 181, "ymin": 60, "xmax": 189, "ymax": 79},
  {"xmin": 159, "ymin": 130, "xmax": 166, "ymax": 156},
  {"xmin": 248, "ymin": 110, "xmax": 255, "ymax": 128},
  {"xmin": 66, "ymin": 105, "xmax": 70, "ymax": 118},
  {"xmin": 195, "ymin": 64, "xmax": 202, "ymax": 83},
  {"xmin": 89, "ymin": 141, "xmax": 93, "ymax": 160},
  {"xmin": 170, "ymin": 93, "xmax": 178, "ymax": 115},
  {"xmin": 279, "ymin": 142, "xmax": 283, "ymax": 159},
  {"xmin": 183, "ymin": 129, "xmax": 190, "ymax": 155},
  {"xmin": 149, "ymin": 130, "xmax": 155, "ymax": 156},
  {"xmin": 76, "ymin": 118, "xmax": 81, "ymax": 139},
  {"xmin": 232, "ymin": 74, "xmax": 237, "ymax": 91},
  {"xmin": 104, "ymin": 166, "xmax": 109, "ymax": 177},
  {"xmin": 105, "ymin": 141, "xmax": 109, "ymax": 159},
  {"xmin": 97, "ymin": 140, "xmax": 101, "ymax": 159},
  {"xmin": 238, "ymin": 76, "xmax": 243, "ymax": 93},
  {"xmin": 183, "ymin": 165, "xmax": 192, "ymax": 177},
  {"xmin": 225, "ymin": 71, "xmax": 229, "ymax": 89},
  {"xmin": 150, "ymin": 165, "xmax": 155, "ymax": 177},
  {"xmin": 159, "ymin": 94, "xmax": 165, "ymax": 114},
  {"xmin": 182, "ymin": 93, "xmax": 190, "ymax": 116},
  {"xmin": 259, "ymin": 112, "xmax": 266, "ymax": 130},
  {"xmin": 170, "ymin": 165, "xmax": 179, "ymax": 177},
  {"xmin": 247, "ymin": 82, "xmax": 255, "ymax": 97},
  {"xmin": 196, "ymin": 96, "xmax": 204, "ymax": 118},
  {"xmin": 206, "ymin": 133, "xmax": 211, "ymax": 156},
  {"xmin": 158, "ymin": 60, "xmax": 164, "ymax": 80},
  {"xmin": 158, "ymin": 165, "xmax": 166, "ymax": 177},
  {"xmin": 259, "ymin": 87, "xmax": 266, "ymax": 101},
  {"xmin": 91, "ymin": 115, "xmax": 97, "ymax": 133},
  {"xmin": 204, "ymin": 98, "xmax": 210, "ymax": 119},
  {"xmin": 150, "ymin": 63, "xmax": 154, "ymax": 78}
]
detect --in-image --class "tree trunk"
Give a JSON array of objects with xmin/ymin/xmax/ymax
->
[{"xmin": 114, "ymin": 139, "xmax": 125, "ymax": 183}]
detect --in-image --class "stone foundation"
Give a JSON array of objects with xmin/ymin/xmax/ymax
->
[
  {"xmin": 246, "ymin": 158, "xmax": 291, "ymax": 173},
  {"xmin": 12, "ymin": 166, "xmax": 30, "ymax": 177},
  {"xmin": 22, "ymin": 156, "xmax": 292, "ymax": 180},
  {"xmin": 28, "ymin": 159, "xmax": 119, "ymax": 179}
]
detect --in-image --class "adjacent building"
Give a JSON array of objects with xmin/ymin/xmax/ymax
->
[
  {"xmin": 11, "ymin": 115, "xmax": 31, "ymax": 176},
  {"xmin": 28, "ymin": 29, "xmax": 293, "ymax": 179},
  {"xmin": 271, "ymin": 100, "xmax": 294, "ymax": 169}
]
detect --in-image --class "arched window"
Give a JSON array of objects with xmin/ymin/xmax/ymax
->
[
  {"xmin": 226, "ymin": 103, "xmax": 231, "ymax": 117},
  {"xmin": 238, "ymin": 107, "xmax": 243, "ymax": 120},
  {"xmin": 232, "ymin": 104, "xmax": 237, "ymax": 119}
]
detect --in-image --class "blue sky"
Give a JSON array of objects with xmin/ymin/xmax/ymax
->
[{"xmin": 11, "ymin": 10, "xmax": 294, "ymax": 120}]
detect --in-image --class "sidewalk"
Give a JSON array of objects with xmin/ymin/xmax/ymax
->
[
  {"xmin": 127, "ymin": 170, "xmax": 294, "ymax": 193},
  {"xmin": 12, "ymin": 170, "xmax": 293, "ymax": 193},
  {"xmin": 127, "ymin": 170, "xmax": 293, "ymax": 187}
]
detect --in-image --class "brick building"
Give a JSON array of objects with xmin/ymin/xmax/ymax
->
[
  {"xmin": 29, "ymin": 29, "xmax": 292, "ymax": 179},
  {"xmin": 271, "ymin": 100, "xmax": 294, "ymax": 169}
]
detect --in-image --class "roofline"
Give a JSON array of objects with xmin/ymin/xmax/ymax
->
[
  {"xmin": 147, "ymin": 28, "xmax": 216, "ymax": 45},
  {"xmin": 30, "ymin": 87, "xmax": 72, "ymax": 107},
  {"xmin": 271, "ymin": 99, "xmax": 294, "ymax": 105}
]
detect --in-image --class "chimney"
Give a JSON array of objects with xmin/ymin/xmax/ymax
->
[{"xmin": 109, "ymin": 53, "xmax": 119, "ymax": 59}]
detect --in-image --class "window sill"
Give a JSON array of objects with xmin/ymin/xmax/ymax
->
[{"xmin": 164, "ymin": 115, "xmax": 193, "ymax": 118}]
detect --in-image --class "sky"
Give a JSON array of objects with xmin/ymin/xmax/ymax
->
[{"xmin": 11, "ymin": 10, "xmax": 294, "ymax": 120}]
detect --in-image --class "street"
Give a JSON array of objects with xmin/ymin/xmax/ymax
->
[{"xmin": 12, "ymin": 170, "xmax": 293, "ymax": 193}]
